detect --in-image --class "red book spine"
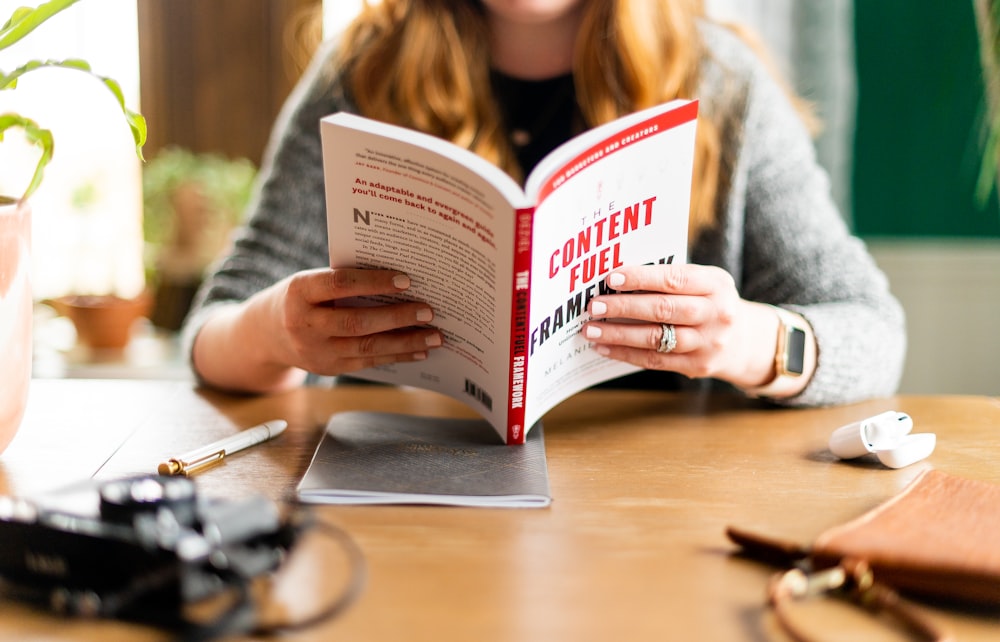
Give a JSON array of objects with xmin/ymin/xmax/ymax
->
[{"xmin": 506, "ymin": 206, "xmax": 535, "ymax": 444}]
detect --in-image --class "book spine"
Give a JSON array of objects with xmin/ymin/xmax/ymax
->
[{"xmin": 506, "ymin": 207, "xmax": 535, "ymax": 445}]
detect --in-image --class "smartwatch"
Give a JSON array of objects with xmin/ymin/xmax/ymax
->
[{"xmin": 747, "ymin": 306, "xmax": 810, "ymax": 398}]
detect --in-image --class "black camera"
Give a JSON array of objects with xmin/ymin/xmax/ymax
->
[{"xmin": 0, "ymin": 475, "xmax": 299, "ymax": 629}]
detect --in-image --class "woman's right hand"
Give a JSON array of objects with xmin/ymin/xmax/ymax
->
[{"xmin": 192, "ymin": 268, "xmax": 443, "ymax": 393}]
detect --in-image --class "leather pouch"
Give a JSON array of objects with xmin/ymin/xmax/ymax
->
[
  {"xmin": 727, "ymin": 469, "xmax": 1000, "ymax": 641},
  {"xmin": 811, "ymin": 469, "xmax": 1000, "ymax": 605}
]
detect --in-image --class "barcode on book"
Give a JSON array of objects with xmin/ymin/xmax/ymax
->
[{"xmin": 464, "ymin": 379, "xmax": 493, "ymax": 411}]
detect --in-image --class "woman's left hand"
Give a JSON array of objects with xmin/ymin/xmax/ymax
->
[{"xmin": 581, "ymin": 263, "xmax": 782, "ymax": 389}]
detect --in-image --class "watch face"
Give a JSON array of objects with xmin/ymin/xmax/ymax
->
[{"xmin": 786, "ymin": 326, "xmax": 806, "ymax": 375}]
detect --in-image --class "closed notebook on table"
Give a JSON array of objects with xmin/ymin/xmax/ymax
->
[{"xmin": 296, "ymin": 411, "xmax": 551, "ymax": 508}]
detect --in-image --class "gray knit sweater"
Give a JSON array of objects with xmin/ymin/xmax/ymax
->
[{"xmin": 183, "ymin": 23, "xmax": 906, "ymax": 406}]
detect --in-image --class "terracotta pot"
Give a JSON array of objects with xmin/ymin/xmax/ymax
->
[
  {"xmin": 0, "ymin": 198, "xmax": 32, "ymax": 455},
  {"xmin": 52, "ymin": 293, "xmax": 152, "ymax": 350}
]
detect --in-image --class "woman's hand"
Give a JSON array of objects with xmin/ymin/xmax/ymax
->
[
  {"xmin": 581, "ymin": 264, "xmax": 803, "ymax": 392},
  {"xmin": 192, "ymin": 268, "xmax": 443, "ymax": 393}
]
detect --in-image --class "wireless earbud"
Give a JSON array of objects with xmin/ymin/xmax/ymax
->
[{"xmin": 828, "ymin": 410, "xmax": 935, "ymax": 469}]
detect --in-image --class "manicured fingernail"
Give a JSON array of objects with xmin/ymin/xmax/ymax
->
[
  {"xmin": 608, "ymin": 273, "xmax": 625, "ymax": 287},
  {"xmin": 584, "ymin": 325, "xmax": 602, "ymax": 339},
  {"xmin": 591, "ymin": 301, "xmax": 608, "ymax": 316},
  {"xmin": 426, "ymin": 333, "xmax": 442, "ymax": 347},
  {"xmin": 416, "ymin": 308, "xmax": 433, "ymax": 322},
  {"xmin": 596, "ymin": 345, "xmax": 610, "ymax": 356},
  {"xmin": 413, "ymin": 351, "xmax": 428, "ymax": 360},
  {"xmin": 393, "ymin": 274, "xmax": 411, "ymax": 289}
]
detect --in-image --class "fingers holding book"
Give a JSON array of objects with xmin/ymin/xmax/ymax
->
[
  {"xmin": 277, "ymin": 267, "xmax": 444, "ymax": 375},
  {"xmin": 580, "ymin": 263, "xmax": 786, "ymax": 391},
  {"xmin": 192, "ymin": 266, "xmax": 445, "ymax": 393}
]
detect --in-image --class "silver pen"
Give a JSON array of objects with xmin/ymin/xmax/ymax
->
[{"xmin": 157, "ymin": 420, "xmax": 288, "ymax": 476}]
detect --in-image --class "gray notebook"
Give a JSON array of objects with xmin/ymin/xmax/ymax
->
[{"xmin": 296, "ymin": 411, "xmax": 551, "ymax": 508}]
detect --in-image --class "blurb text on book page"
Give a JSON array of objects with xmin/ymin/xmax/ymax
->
[{"xmin": 323, "ymin": 120, "xmax": 518, "ymax": 430}]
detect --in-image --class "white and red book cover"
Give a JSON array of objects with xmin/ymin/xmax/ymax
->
[{"xmin": 322, "ymin": 99, "xmax": 698, "ymax": 443}]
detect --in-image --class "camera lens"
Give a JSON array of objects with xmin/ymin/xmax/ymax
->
[{"xmin": 99, "ymin": 475, "xmax": 197, "ymax": 527}]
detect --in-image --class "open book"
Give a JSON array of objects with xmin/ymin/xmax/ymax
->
[{"xmin": 322, "ymin": 100, "xmax": 698, "ymax": 444}]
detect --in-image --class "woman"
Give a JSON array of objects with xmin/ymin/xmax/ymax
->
[{"xmin": 183, "ymin": 0, "xmax": 905, "ymax": 406}]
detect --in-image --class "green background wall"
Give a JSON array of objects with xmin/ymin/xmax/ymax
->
[{"xmin": 853, "ymin": 1, "xmax": 1000, "ymax": 237}]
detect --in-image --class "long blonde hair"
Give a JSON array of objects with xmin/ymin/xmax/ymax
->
[{"xmin": 336, "ymin": 0, "xmax": 780, "ymax": 242}]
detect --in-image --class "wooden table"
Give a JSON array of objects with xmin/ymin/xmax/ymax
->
[{"xmin": 1, "ymin": 379, "xmax": 999, "ymax": 641}]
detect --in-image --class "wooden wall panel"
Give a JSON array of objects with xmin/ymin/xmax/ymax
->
[{"xmin": 137, "ymin": 0, "xmax": 322, "ymax": 165}]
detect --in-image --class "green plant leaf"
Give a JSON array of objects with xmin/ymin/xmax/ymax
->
[
  {"xmin": 0, "ymin": 0, "xmax": 147, "ymax": 199},
  {"xmin": 0, "ymin": 58, "xmax": 148, "ymax": 160},
  {"xmin": 0, "ymin": 113, "xmax": 54, "ymax": 199},
  {"xmin": 98, "ymin": 75, "xmax": 147, "ymax": 161},
  {"xmin": 974, "ymin": 0, "xmax": 1000, "ymax": 205},
  {"xmin": 0, "ymin": 57, "xmax": 92, "ymax": 90},
  {"xmin": 0, "ymin": 0, "xmax": 82, "ymax": 51}
]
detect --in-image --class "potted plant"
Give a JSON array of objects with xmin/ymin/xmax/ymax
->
[
  {"xmin": 0, "ymin": 0, "xmax": 146, "ymax": 453},
  {"xmin": 47, "ymin": 174, "xmax": 153, "ymax": 351},
  {"xmin": 142, "ymin": 146, "xmax": 256, "ymax": 331}
]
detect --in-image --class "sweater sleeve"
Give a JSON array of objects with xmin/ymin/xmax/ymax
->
[{"xmin": 707, "ymin": 28, "xmax": 906, "ymax": 406}]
